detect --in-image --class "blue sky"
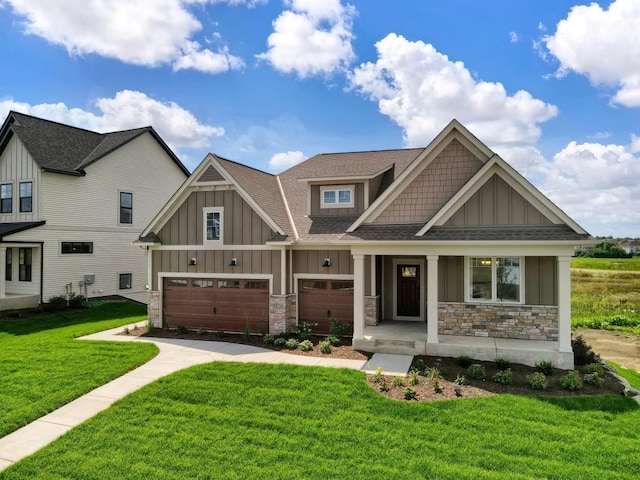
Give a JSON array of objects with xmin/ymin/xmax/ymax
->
[{"xmin": 1, "ymin": 0, "xmax": 639, "ymax": 237}]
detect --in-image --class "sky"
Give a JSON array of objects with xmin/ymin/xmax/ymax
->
[{"xmin": 0, "ymin": 0, "xmax": 639, "ymax": 238}]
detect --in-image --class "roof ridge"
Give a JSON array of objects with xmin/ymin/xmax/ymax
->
[
  {"xmin": 10, "ymin": 111, "xmax": 103, "ymax": 136},
  {"xmin": 215, "ymin": 155, "xmax": 275, "ymax": 177},
  {"xmin": 314, "ymin": 146, "xmax": 424, "ymax": 156}
]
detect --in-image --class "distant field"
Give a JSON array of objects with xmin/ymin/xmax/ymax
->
[{"xmin": 571, "ymin": 257, "xmax": 640, "ymax": 271}]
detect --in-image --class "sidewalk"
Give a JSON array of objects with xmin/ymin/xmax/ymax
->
[{"xmin": 0, "ymin": 325, "xmax": 388, "ymax": 472}]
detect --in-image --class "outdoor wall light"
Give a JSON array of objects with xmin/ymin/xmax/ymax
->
[
  {"xmin": 189, "ymin": 257, "xmax": 197, "ymax": 266},
  {"xmin": 322, "ymin": 258, "xmax": 331, "ymax": 268},
  {"xmin": 229, "ymin": 258, "xmax": 238, "ymax": 267}
]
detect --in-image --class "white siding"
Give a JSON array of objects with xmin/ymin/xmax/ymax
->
[
  {"xmin": 0, "ymin": 135, "xmax": 41, "ymax": 222},
  {"xmin": 4, "ymin": 245, "xmax": 41, "ymax": 296},
  {"xmin": 8, "ymin": 133, "xmax": 187, "ymax": 302}
]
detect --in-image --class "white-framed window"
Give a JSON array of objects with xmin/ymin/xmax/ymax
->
[
  {"xmin": 203, "ymin": 207, "xmax": 223, "ymax": 244},
  {"xmin": 1, "ymin": 183, "xmax": 13, "ymax": 214},
  {"xmin": 19, "ymin": 181, "xmax": 32, "ymax": 213},
  {"xmin": 320, "ymin": 185, "xmax": 354, "ymax": 209},
  {"xmin": 466, "ymin": 257, "xmax": 523, "ymax": 304},
  {"xmin": 119, "ymin": 273, "xmax": 132, "ymax": 290},
  {"xmin": 119, "ymin": 191, "xmax": 132, "ymax": 224}
]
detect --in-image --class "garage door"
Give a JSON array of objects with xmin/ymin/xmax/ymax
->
[
  {"xmin": 298, "ymin": 279, "xmax": 353, "ymax": 334},
  {"xmin": 163, "ymin": 277, "xmax": 269, "ymax": 333}
]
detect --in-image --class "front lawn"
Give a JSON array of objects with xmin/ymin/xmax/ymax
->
[
  {"xmin": 3, "ymin": 363, "xmax": 638, "ymax": 479},
  {"xmin": 0, "ymin": 302, "xmax": 158, "ymax": 437},
  {"xmin": 608, "ymin": 361, "xmax": 640, "ymax": 390}
]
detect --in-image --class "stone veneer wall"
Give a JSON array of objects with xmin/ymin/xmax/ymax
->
[
  {"xmin": 269, "ymin": 293, "xmax": 297, "ymax": 334},
  {"xmin": 364, "ymin": 295, "xmax": 380, "ymax": 326},
  {"xmin": 438, "ymin": 302, "xmax": 558, "ymax": 341},
  {"xmin": 148, "ymin": 290, "xmax": 160, "ymax": 327}
]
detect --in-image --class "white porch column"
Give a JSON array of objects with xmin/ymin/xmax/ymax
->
[
  {"xmin": 370, "ymin": 254, "xmax": 376, "ymax": 296},
  {"xmin": 557, "ymin": 255, "xmax": 572, "ymax": 353},
  {"xmin": 0, "ymin": 247, "xmax": 5, "ymax": 299},
  {"xmin": 353, "ymin": 254, "xmax": 365, "ymax": 339},
  {"xmin": 426, "ymin": 255, "xmax": 439, "ymax": 344}
]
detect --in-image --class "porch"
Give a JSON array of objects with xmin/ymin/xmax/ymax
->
[{"xmin": 0, "ymin": 293, "xmax": 40, "ymax": 311}]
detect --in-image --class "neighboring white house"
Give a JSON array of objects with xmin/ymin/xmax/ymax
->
[
  {"xmin": 0, "ymin": 111, "xmax": 189, "ymax": 309},
  {"xmin": 619, "ymin": 240, "xmax": 640, "ymax": 256}
]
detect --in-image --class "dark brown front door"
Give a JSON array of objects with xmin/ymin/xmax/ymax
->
[{"xmin": 397, "ymin": 264, "xmax": 420, "ymax": 317}]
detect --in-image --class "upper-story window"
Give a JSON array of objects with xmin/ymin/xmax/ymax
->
[
  {"xmin": 203, "ymin": 207, "xmax": 223, "ymax": 244},
  {"xmin": 1, "ymin": 183, "xmax": 12, "ymax": 214},
  {"xmin": 320, "ymin": 185, "xmax": 354, "ymax": 209},
  {"xmin": 120, "ymin": 192, "xmax": 132, "ymax": 224},
  {"xmin": 19, "ymin": 182, "xmax": 32, "ymax": 213}
]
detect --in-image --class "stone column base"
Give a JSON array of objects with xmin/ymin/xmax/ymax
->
[
  {"xmin": 364, "ymin": 295, "xmax": 380, "ymax": 326},
  {"xmin": 269, "ymin": 293, "xmax": 297, "ymax": 334},
  {"xmin": 148, "ymin": 290, "xmax": 160, "ymax": 327}
]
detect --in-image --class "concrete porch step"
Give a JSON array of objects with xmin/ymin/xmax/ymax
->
[{"xmin": 355, "ymin": 338, "xmax": 425, "ymax": 355}]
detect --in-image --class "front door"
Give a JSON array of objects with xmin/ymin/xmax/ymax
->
[{"xmin": 396, "ymin": 264, "xmax": 420, "ymax": 317}]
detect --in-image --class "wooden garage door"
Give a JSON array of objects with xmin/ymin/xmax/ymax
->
[
  {"xmin": 298, "ymin": 279, "xmax": 354, "ymax": 334},
  {"xmin": 163, "ymin": 278, "xmax": 269, "ymax": 333}
]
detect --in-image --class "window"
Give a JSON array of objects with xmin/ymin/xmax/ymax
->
[
  {"xmin": 19, "ymin": 248, "xmax": 32, "ymax": 282},
  {"xmin": 61, "ymin": 242, "xmax": 93, "ymax": 254},
  {"xmin": 167, "ymin": 279, "xmax": 187, "ymax": 287},
  {"xmin": 119, "ymin": 273, "xmax": 132, "ymax": 290},
  {"xmin": 5, "ymin": 248, "xmax": 11, "ymax": 282},
  {"xmin": 468, "ymin": 257, "xmax": 522, "ymax": 303},
  {"xmin": 192, "ymin": 279, "xmax": 214, "ymax": 288},
  {"xmin": 203, "ymin": 207, "xmax": 223, "ymax": 243},
  {"xmin": 320, "ymin": 185, "xmax": 354, "ymax": 209},
  {"xmin": 218, "ymin": 280, "xmax": 240, "ymax": 288},
  {"xmin": 19, "ymin": 182, "xmax": 32, "ymax": 213},
  {"xmin": 1, "ymin": 183, "xmax": 12, "ymax": 213},
  {"xmin": 120, "ymin": 192, "xmax": 132, "ymax": 224}
]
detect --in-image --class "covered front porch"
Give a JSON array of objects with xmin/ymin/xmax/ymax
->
[{"xmin": 0, "ymin": 243, "xmax": 42, "ymax": 311}]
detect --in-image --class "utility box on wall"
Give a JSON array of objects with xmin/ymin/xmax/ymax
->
[{"xmin": 84, "ymin": 274, "xmax": 95, "ymax": 285}]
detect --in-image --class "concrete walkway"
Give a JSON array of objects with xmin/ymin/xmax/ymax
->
[{"xmin": 0, "ymin": 325, "xmax": 412, "ymax": 472}]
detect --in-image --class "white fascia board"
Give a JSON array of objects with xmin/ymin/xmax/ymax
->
[{"xmin": 277, "ymin": 175, "xmax": 298, "ymax": 240}]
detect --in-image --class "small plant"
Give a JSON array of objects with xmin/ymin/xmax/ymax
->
[
  {"xmin": 262, "ymin": 334, "xmax": 275, "ymax": 345},
  {"xmin": 284, "ymin": 338, "xmax": 299, "ymax": 350},
  {"xmin": 527, "ymin": 372, "xmax": 548, "ymax": 391},
  {"xmin": 560, "ymin": 370, "xmax": 583, "ymax": 391},
  {"xmin": 403, "ymin": 386, "xmax": 417, "ymax": 400},
  {"xmin": 296, "ymin": 322, "xmax": 317, "ymax": 341},
  {"xmin": 535, "ymin": 360, "xmax": 555, "ymax": 376},
  {"xmin": 175, "ymin": 325, "xmax": 188, "ymax": 335},
  {"xmin": 392, "ymin": 376, "xmax": 405, "ymax": 387},
  {"xmin": 299, "ymin": 339, "xmax": 313, "ymax": 352},
  {"xmin": 572, "ymin": 334, "xmax": 600, "ymax": 366},
  {"xmin": 407, "ymin": 369, "xmax": 420, "ymax": 386},
  {"xmin": 215, "ymin": 330, "xmax": 227, "ymax": 338},
  {"xmin": 146, "ymin": 318, "xmax": 155, "ymax": 333},
  {"xmin": 432, "ymin": 378, "xmax": 443, "ymax": 393},
  {"xmin": 48, "ymin": 295, "xmax": 68, "ymax": 311},
  {"xmin": 274, "ymin": 337, "xmax": 286, "ymax": 347},
  {"xmin": 456, "ymin": 355, "xmax": 474, "ymax": 368},
  {"xmin": 468, "ymin": 364, "xmax": 486, "ymax": 381},
  {"xmin": 414, "ymin": 358, "xmax": 428, "ymax": 375},
  {"xmin": 242, "ymin": 327, "xmax": 251, "ymax": 342},
  {"xmin": 319, "ymin": 340, "xmax": 332, "ymax": 354},
  {"xmin": 197, "ymin": 326, "xmax": 207, "ymax": 336},
  {"xmin": 454, "ymin": 374, "xmax": 468, "ymax": 386},
  {"xmin": 584, "ymin": 372, "xmax": 604, "ymax": 387},
  {"xmin": 122, "ymin": 326, "xmax": 130, "ymax": 335},
  {"xmin": 583, "ymin": 363, "xmax": 604, "ymax": 377},
  {"xmin": 372, "ymin": 366, "xmax": 384, "ymax": 382},
  {"xmin": 495, "ymin": 357, "xmax": 511, "ymax": 371},
  {"xmin": 493, "ymin": 368, "xmax": 513, "ymax": 385},
  {"xmin": 68, "ymin": 293, "xmax": 88, "ymax": 309},
  {"xmin": 329, "ymin": 319, "xmax": 350, "ymax": 337},
  {"xmin": 378, "ymin": 380, "xmax": 389, "ymax": 392},
  {"xmin": 432, "ymin": 358, "xmax": 446, "ymax": 377},
  {"xmin": 325, "ymin": 335, "xmax": 342, "ymax": 347}
]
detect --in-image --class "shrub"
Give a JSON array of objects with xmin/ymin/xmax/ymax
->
[
  {"xmin": 431, "ymin": 358, "xmax": 446, "ymax": 378},
  {"xmin": 378, "ymin": 380, "xmax": 389, "ymax": 392},
  {"xmin": 403, "ymin": 387, "xmax": 417, "ymax": 400},
  {"xmin": 296, "ymin": 322, "xmax": 317, "ymax": 341},
  {"xmin": 68, "ymin": 293, "xmax": 87, "ymax": 309},
  {"xmin": 432, "ymin": 378, "xmax": 443, "ymax": 393},
  {"xmin": 583, "ymin": 363, "xmax": 605, "ymax": 377},
  {"xmin": 584, "ymin": 372, "xmax": 604, "ymax": 387},
  {"xmin": 242, "ymin": 327, "xmax": 251, "ymax": 342},
  {"xmin": 495, "ymin": 357, "xmax": 511, "ymax": 371},
  {"xmin": 454, "ymin": 374, "xmax": 468, "ymax": 386},
  {"xmin": 527, "ymin": 372, "xmax": 548, "ymax": 391},
  {"xmin": 407, "ymin": 369, "xmax": 420, "ymax": 386},
  {"xmin": 468, "ymin": 364, "xmax": 486, "ymax": 381},
  {"xmin": 319, "ymin": 340, "xmax": 332, "ymax": 354},
  {"xmin": 284, "ymin": 338, "xmax": 299, "ymax": 350},
  {"xmin": 273, "ymin": 337, "xmax": 286, "ymax": 347},
  {"xmin": 298, "ymin": 339, "xmax": 313, "ymax": 352},
  {"xmin": 122, "ymin": 326, "xmax": 130, "ymax": 335},
  {"xmin": 147, "ymin": 318, "xmax": 155, "ymax": 333},
  {"xmin": 456, "ymin": 355, "xmax": 473, "ymax": 368},
  {"xmin": 392, "ymin": 376, "xmax": 405, "ymax": 387},
  {"xmin": 175, "ymin": 325, "xmax": 188, "ymax": 335},
  {"xmin": 329, "ymin": 320, "xmax": 350, "ymax": 337},
  {"xmin": 535, "ymin": 360, "xmax": 555, "ymax": 376},
  {"xmin": 372, "ymin": 366, "xmax": 384, "ymax": 382},
  {"xmin": 493, "ymin": 368, "xmax": 513, "ymax": 385},
  {"xmin": 262, "ymin": 334, "xmax": 275, "ymax": 345},
  {"xmin": 197, "ymin": 327, "xmax": 207, "ymax": 336},
  {"xmin": 414, "ymin": 358, "xmax": 428, "ymax": 375},
  {"xmin": 572, "ymin": 335, "xmax": 599, "ymax": 366},
  {"xmin": 215, "ymin": 330, "xmax": 226, "ymax": 338},
  {"xmin": 561, "ymin": 370, "xmax": 583, "ymax": 391},
  {"xmin": 325, "ymin": 335, "xmax": 342, "ymax": 347},
  {"xmin": 47, "ymin": 295, "xmax": 68, "ymax": 311}
]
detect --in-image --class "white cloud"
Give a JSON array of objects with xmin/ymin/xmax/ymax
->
[
  {"xmin": 349, "ymin": 33, "xmax": 557, "ymax": 150},
  {"xmin": 509, "ymin": 31, "xmax": 519, "ymax": 43},
  {"xmin": 544, "ymin": 0, "xmax": 640, "ymax": 107},
  {"xmin": 0, "ymin": 90, "xmax": 224, "ymax": 151},
  {"xmin": 3, "ymin": 0, "xmax": 246, "ymax": 74},
  {"xmin": 268, "ymin": 150, "xmax": 306, "ymax": 171},
  {"xmin": 256, "ymin": 0, "xmax": 356, "ymax": 78}
]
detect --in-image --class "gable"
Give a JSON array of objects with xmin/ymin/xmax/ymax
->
[
  {"xmin": 197, "ymin": 165, "xmax": 225, "ymax": 182},
  {"xmin": 372, "ymin": 139, "xmax": 483, "ymax": 225},
  {"xmin": 445, "ymin": 174, "xmax": 553, "ymax": 226}
]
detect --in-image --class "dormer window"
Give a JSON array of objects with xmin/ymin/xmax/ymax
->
[{"xmin": 320, "ymin": 185, "xmax": 354, "ymax": 209}]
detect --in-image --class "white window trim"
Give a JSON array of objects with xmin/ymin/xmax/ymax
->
[
  {"xmin": 320, "ymin": 185, "xmax": 355, "ymax": 209},
  {"xmin": 203, "ymin": 207, "xmax": 224, "ymax": 245},
  {"xmin": 18, "ymin": 180, "xmax": 33, "ymax": 213},
  {"xmin": 464, "ymin": 256, "xmax": 525, "ymax": 305},
  {"xmin": 0, "ymin": 182, "xmax": 13, "ymax": 215}
]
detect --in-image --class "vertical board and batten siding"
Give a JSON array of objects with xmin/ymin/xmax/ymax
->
[
  {"xmin": 445, "ymin": 174, "xmax": 553, "ymax": 226},
  {"xmin": 292, "ymin": 250, "xmax": 353, "ymax": 276},
  {"xmin": 525, "ymin": 256, "xmax": 557, "ymax": 306},
  {"xmin": 309, "ymin": 183, "xmax": 365, "ymax": 216},
  {"xmin": 157, "ymin": 190, "xmax": 275, "ymax": 245},
  {"xmin": 438, "ymin": 256, "xmax": 464, "ymax": 302},
  {"xmin": 11, "ymin": 133, "xmax": 187, "ymax": 301},
  {"xmin": 0, "ymin": 135, "xmax": 41, "ymax": 222},
  {"xmin": 151, "ymin": 249, "xmax": 282, "ymax": 293}
]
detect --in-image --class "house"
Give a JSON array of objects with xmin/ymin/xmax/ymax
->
[
  {"xmin": 0, "ymin": 111, "xmax": 189, "ymax": 309},
  {"xmin": 619, "ymin": 240, "xmax": 640, "ymax": 256},
  {"xmin": 138, "ymin": 120, "xmax": 594, "ymax": 368}
]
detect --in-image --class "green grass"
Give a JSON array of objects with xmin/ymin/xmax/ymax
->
[
  {"xmin": 0, "ymin": 302, "xmax": 158, "ymax": 437},
  {"xmin": 572, "ymin": 257, "xmax": 640, "ymax": 272},
  {"xmin": 2, "ymin": 363, "xmax": 639, "ymax": 479},
  {"xmin": 608, "ymin": 361, "xmax": 640, "ymax": 390}
]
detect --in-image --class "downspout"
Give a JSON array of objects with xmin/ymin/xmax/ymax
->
[{"xmin": 39, "ymin": 241, "xmax": 44, "ymax": 304}]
